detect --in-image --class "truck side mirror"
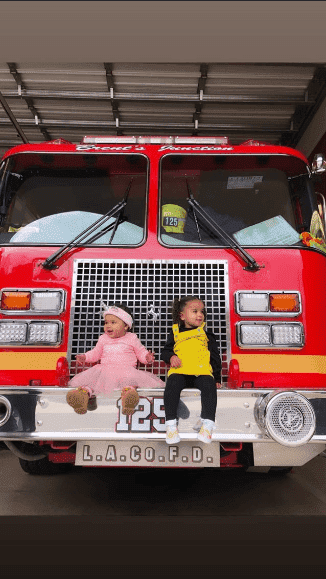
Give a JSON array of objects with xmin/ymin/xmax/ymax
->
[{"xmin": 312, "ymin": 154, "xmax": 326, "ymax": 174}]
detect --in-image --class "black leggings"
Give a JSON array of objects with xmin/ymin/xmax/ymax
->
[{"xmin": 164, "ymin": 374, "xmax": 217, "ymax": 422}]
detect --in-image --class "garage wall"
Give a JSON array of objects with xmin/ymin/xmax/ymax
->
[
  {"xmin": 296, "ymin": 96, "xmax": 326, "ymax": 197},
  {"xmin": 297, "ymin": 96, "xmax": 326, "ymax": 159}
]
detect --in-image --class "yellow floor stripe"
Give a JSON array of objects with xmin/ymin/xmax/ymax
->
[
  {"xmin": 0, "ymin": 352, "xmax": 67, "ymax": 370},
  {"xmin": 234, "ymin": 354, "xmax": 326, "ymax": 374}
]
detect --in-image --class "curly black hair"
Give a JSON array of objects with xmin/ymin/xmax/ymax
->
[{"xmin": 171, "ymin": 296, "xmax": 206, "ymax": 325}]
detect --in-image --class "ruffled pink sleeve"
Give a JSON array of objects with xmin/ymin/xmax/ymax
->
[
  {"xmin": 131, "ymin": 334, "xmax": 151, "ymax": 364},
  {"xmin": 84, "ymin": 334, "xmax": 105, "ymax": 364}
]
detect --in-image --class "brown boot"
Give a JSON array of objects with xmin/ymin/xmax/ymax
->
[
  {"xmin": 87, "ymin": 395, "xmax": 97, "ymax": 411},
  {"xmin": 66, "ymin": 388, "xmax": 89, "ymax": 415},
  {"xmin": 121, "ymin": 386, "xmax": 139, "ymax": 416}
]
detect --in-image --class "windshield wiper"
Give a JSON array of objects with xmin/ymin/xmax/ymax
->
[
  {"xmin": 186, "ymin": 185, "xmax": 263, "ymax": 272},
  {"xmin": 42, "ymin": 179, "xmax": 133, "ymax": 269}
]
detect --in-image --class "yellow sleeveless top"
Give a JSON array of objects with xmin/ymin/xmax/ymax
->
[{"xmin": 168, "ymin": 322, "xmax": 213, "ymax": 377}]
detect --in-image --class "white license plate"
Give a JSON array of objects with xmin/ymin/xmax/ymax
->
[{"xmin": 75, "ymin": 440, "xmax": 220, "ymax": 467}]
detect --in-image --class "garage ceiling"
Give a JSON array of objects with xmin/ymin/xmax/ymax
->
[{"xmin": 1, "ymin": 62, "xmax": 326, "ymax": 159}]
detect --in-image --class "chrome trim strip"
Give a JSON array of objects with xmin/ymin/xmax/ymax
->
[
  {"xmin": 1, "ymin": 387, "xmax": 326, "ymax": 397},
  {"xmin": 1, "ymin": 386, "xmax": 326, "ymax": 398},
  {"xmin": 0, "ymin": 432, "xmax": 325, "ymax": 444}
]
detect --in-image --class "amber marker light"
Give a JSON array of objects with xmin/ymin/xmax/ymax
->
[
  {"xmin": 1, "ymin": 291, "xmax": 31, "ymax": 310},
  {"xmin": 269, "ymin": 293, "xmax": 300, "ymax": 313}
]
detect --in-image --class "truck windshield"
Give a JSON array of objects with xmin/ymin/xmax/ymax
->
[
  {"xmin": 0, "ymin": 153, "xmax": 147, "ymax": 245},
  {"xmin": 159, "ymin": 154, "xmax": 318, "ymax": 248}
]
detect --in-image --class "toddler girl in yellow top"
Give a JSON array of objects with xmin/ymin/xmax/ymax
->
[{"xmin": 161, "ymin": 296, "xmax": 222, "ymax": 444}]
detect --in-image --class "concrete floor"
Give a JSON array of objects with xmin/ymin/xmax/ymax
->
[{"xmin": 1, "ymin": 448, "xmax": 326, "ymax": 516}]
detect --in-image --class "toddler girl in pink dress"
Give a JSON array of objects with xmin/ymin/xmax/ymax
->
[{"xmin": 66, "ymin": 303, "xmax": 164, "ymax": 415}]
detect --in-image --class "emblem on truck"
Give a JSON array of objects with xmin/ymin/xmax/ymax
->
[{"xmin": 147, "ymin": 304, "xmax": 160, "ymax": 322}]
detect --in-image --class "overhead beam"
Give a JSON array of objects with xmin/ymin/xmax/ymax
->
[
  {"xmin": 193, "ymin": 64, "xmax": 208, "ymax": 135},
  {"xmin": 0, "ymin": 117, "xmax": 294, "ymax": 133},
  {"xmin": 7, "ymin": 62, "xmax": 52, "ymax": 141},
  {"xmin": 0, "ymin": 90, "xmax": 29, "ymax": 143},
  {"xmin": 103, "ymin": 63, "xmax": 122, "ymax": 135},
  {"xmin": 0, "ymin": 89, "xmax": 314, "ymax": 105}
]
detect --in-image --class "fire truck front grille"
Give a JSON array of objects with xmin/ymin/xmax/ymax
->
[{"xmin": 68, "ymin": 259, "xmax": 230, "ymax": 381}]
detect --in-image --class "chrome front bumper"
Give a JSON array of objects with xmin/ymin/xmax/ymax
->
[
  {"xmin": 0, "ymin": 386, "xmax": 326, "ymax": 443},
  {"xmin": 1, "ymin": 387, "xmax": 325, "ymax": 467}
]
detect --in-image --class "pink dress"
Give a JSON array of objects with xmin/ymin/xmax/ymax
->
[{"xmin": 68, "ymin": 332, "xmax": 165, "ymax": 395}]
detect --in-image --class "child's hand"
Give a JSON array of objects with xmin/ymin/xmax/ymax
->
[
  {"xmin": 170, "ymin": 355, "xmax": 182, "ymax": 368},
  {"xmin": 216, "ymin": 382, "xmax": 222, "ymax": 389},
  {"xmin": 76, "ymin": 354, "xmax": 86, "ymax": 365},
  {"xmin": 145, "ymin": 351, "xmax": 155, "ymax": 364}
]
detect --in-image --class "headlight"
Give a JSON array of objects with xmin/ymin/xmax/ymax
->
[
  {"xmin": 31, "ymin": 292, "xmax": 63, "ymax": 312},
  {"xmin": 271, "ymin": 324, "xmax": 303, "ymax": 345},
  {"xmin": 240, "ymin": 324, "xmax": 271, "ymax": 345},
  {"xmin": 28, "ymin": 323, "xmax": 61, "ymax": 343},
  {"xmin": 0, "ymin": 322, "xmax": 28, "ymax": 343},
  {"xmin": 0, "ymin": 292, "xmax": 30, "ymax": 310},
  {"xmin": 255, "ymin": 391, "xmax": 316, "ymax": 447},
  {"xmin": 237, "ymin": 322, "xmax": 304, "ymax": 348},
  {"xmin": 235, "ymin": 291, "xmax": 301, "ymax": 316},
  {"xmin": 237, "ymin": 292, "xmax": 269, "ymax": 313},
  {"xmin": 0, "ymin": 321, "xmax": 62, "ymax": 345},
  {"xmin": 269, "ymin": 293, "xmax": 300, "ymax": 313},
  {"xmin": 0, "ymin": 289, "xmax": 65, "ymax": 315}
]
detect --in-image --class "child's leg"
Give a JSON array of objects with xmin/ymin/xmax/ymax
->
[
  {"xmin": 164, "ymin": 375, "xmax": 188, "ymax": 445},
  {"xmin": 66, "ymin": 386, "xmax": 92, "ymax": 415},
  {"xmin": 164, "ymin": 374, "xmax": 187, "ymax": 421},
  {"xmin": 195, "ymin": 376, "xmax": 217, "ymax": 422},
  {"xmin": 195, "ymin": 376, "xmax": 217, "ymax": 443}
]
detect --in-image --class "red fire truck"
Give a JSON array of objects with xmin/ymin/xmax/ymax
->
[{"xmin": 0, "ymin": 135, "xmax": 326, "ymax": 474}]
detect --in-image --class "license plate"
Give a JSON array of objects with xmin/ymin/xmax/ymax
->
[{"xmin": 75, "ymin": 440, "xmax": 220, "ymax": 467}]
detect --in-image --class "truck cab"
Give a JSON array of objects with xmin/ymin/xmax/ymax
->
[{"xmin": 1, "ymin": 135, "xmax": 326, "ymax": 474}]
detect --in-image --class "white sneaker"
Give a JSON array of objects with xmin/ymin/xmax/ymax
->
[
  {"xmin": 197, "ymin": 419, "xmax": 215, "ymax": 444},
  {"xmin": 192, "ymin": 418, "xmax": 203, "ymax": 432},
  {"xmin": 165, "ymin": 420, "xmax": 180, "ymax": 445}
]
